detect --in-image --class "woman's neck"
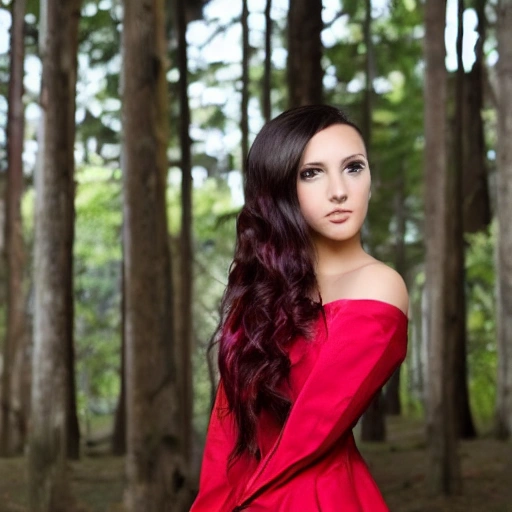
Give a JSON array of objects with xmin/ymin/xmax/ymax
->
[{"xmin": 313, "ymin": 234, "xmax": 371, "ymax": 277}]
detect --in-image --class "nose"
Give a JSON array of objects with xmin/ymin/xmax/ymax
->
[{"xmin": 328, "ymin": 173, "xmax": 347, "ymax": 203}]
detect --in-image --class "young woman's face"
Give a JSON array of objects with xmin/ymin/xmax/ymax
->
[{"xmin": 296, "ymin": 123, "xmax": 371, "ymax": 245}]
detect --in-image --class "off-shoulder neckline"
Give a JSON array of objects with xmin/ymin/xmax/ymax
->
[{"xmin": 321, "ymin": 298, "xmax": 408, "ymax": 319}]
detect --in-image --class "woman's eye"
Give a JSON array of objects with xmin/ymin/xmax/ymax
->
[
  {"xmin": 299, "ymin": 168, "xmax": 320, "ymax": 180},
  {"xmin": 346, "ymin": 161, "xmax": 365, "ymax": 174}
]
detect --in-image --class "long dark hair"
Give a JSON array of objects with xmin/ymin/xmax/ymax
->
[{"xmin": 216, "ymin": 105, "xmax": 362, "ymax": 460}]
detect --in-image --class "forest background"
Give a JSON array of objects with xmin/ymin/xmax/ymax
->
[{"xmin": 0, "ymin": 0, "xmax": 511, "ymax": 511}]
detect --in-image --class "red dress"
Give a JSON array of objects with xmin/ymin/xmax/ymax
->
[{"xmin": 191, "ymin": 299, "xmax": 408, "ymax": 512}]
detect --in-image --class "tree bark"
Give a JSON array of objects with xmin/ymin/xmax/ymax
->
[
  {"xmin": 495, "ymin": 0, "xmax": 512, "ymax": 440},
  {"xmin": 450, "ymin": 0, "xmax": 476, "ymax": 440},
  {"xmin": 385, "ymin": 167, "xmax": 407, "ymax": 416},
  {"xmin": 121, "ymin": 0, "xmax": 187, "ymax": 509},
  {"xmin": 287, "ymin": 0, "xmax": 323, "ymax": 107},
  {"xmin": 1, "ymin": 0, "xmax": 27, "ymax": 457},
  {"xmin": 176, "ymin": 0, "xmax": 194, "ymax": 468},
  {"xmin": 462, "ymin": 0, "xmax": 490, "ymax": 234},
  {"xmin": 28, "ymin": 0, "xmax": 82, "ymax": 509},
  {"xmin": 263, "ymin": 0, "xmax": 272, "ymax": 122},
  {"xmin": 360, "ymin": 0, "xmax": 386, "ymax": 442},
  {"xmin": 362, "ymin": 0, "xmax": 374, "ymax": 150},
  {"xmin": 424, "ymin": 0, "xmax": 461, "ymax": 496},
  {"xmin": 241, "ymin": 0, "xmax": 249, "ymax": 174},
  {"xmin": 112, "ymin": 256, "xmax": 126, "ymax": 455}
]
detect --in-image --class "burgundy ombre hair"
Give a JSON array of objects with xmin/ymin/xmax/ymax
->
[{"xmin": 216, "ymin": 105, "xmax": 363, "ymax": 460}]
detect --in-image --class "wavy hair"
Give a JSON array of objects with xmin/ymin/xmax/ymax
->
[{"xmin": 216, "ymin": 105, "xmax": 363, "ymax": 460}]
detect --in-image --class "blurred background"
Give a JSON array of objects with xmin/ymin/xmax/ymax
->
[{"xmin": 0, "ymin": 0, "xmax": 511, "ymax": 510}]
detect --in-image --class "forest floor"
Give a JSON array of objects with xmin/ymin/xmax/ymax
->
[{"xmin": 0, "ymin": 416, "xmax": 510, "ymax": 512}]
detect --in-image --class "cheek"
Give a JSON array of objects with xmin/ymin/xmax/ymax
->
[{"xmin": 296, "ymin": 184, "xmax": 311, "ymax": 216}]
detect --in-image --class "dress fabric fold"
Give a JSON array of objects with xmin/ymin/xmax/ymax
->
[{"xmin": 190, "ymin": 299, "xmax": 408, "ymax": 512}]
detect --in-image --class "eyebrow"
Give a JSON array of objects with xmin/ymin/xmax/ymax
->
[{"xmin": 302, "ymin": 153, "xmax": 367, "ymax": 168}]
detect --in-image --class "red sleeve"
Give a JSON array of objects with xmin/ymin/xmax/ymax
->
[{"xmin": 240, "ymin": 300, "xmax": 408, "ymax": 506}]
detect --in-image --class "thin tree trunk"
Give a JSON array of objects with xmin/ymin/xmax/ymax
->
[
  {"xmin": 112, "ymin": 256, "xmax": 126, "ymax": 455},
  {"xmin": 360, "ymin": 0, "xmax": 386, "ymax": 443},
  {"xmin": 287, "ymin": 0, "xmax": 323, "ymax": 107},
  {"xmin": 451, "ymin": 0, "xmax": 476, "ymax": 440},
  {"xmin": 121, "ymin": 0, "xmax": 187, "ymax": 508},
  {"xmin": 176, "ymin": 0, "xmax": 194, "ymax": 468},
  {"xmin": 28, "ymin": 0, "xmax": 82, "ymax": 509},
  {"xmin": 495, "ymin": 0, "xmax": 512, "ymax": 440},
  {"xmin": 241, "ymin": 0, "xmax": 249, "ymax": 174},
  {"xmin": 66, "ymin": 309, "xmax": 80, "ymax": 459},
  {"xmin": 263, "ymin": 0, "xmax": 272, "ymax": 122},
  {"xmin": 362, "ymin": 0, "xmax": 374, "ymax": 149},
  {"xmin": 424, "ymin": 0, "xmax": 461, "ymax": 496},
  {"xmin": 385, "ymin": 167, "xmax": 407, "ymax": 416},
  {"xmin": 1, "ymin": 0, "xmax": 26, "ymax": 457},
  {"xmin": 462, "ymin": 0, "xmax": 490, "ymax": 233}
]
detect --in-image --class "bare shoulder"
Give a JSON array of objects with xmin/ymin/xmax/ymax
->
[{"xmin": 352, "ymin": 261, "xmax": 409, "ymax": 314}]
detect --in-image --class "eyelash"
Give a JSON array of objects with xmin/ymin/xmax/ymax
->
[
  {"xmin": 299, "ymin": 168, "xmax": 321, "ymax": 180},
  {"xmin": 346, "ymin": 161, "xmax": 366, "ymax": 173},
  {"xmin": 299, "ymin": 161, "xmax": 366, "ymax": 181}
]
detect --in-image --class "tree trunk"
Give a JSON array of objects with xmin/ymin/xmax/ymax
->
[
  {"xmin": 462, "ymin": 0, "xmax": 490, "ymax": 234},
  {"xmin": 121, "ymin": 0, "xmax": 187, "ymax": 509},
  {"xmin": 424, "ymin": 0, "xmax": 461, "ymax": 496},
  {"xmin": 176, "ymin": 0, "xmax": 194, "ymax": 469},
  {"xmin": 495, "ymin": 0, "xmax": 512, "ymax": 440},
  {"xmin": 262, "ymin": 0, "xmax": 272, "ymax": 122},
  {"xmin": 385, "ymin": 167, "xmax": 407, "ymax": 416},
  {"xmin": 360, "ymin": 0, "xmax": 386, "ymax": 442},
  {"xmin": 287, "ymin": 0, "xmax": 323, "ymax": 107},
  {"xmin": 28, "ymin": 0, "xmax": 81, "ymax": 509},
  {"xmin": 112, "ymin": 256, "xmax": 126, "ymax": 455},
  {"xmin": 1, "ymin": 0, "xmax": 27, "ymax": 457},
  {"xmin": 241, "ymin": 0, "xmax": 249, "ymax": 174},
  {"xmin": 450, "ymin": 0, "xmax": 476, "ymax": 440},
  {"xmin": 66, "ymin": 314, "xmax": 80, "ymax": 460},
  {"xmin": 362, "ymin": 0, "xmax": 374, "ymax": 151}
]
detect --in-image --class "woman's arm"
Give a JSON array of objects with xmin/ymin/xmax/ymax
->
[{"xmin": 239, "ymin": 299, "xmax": 408, "ymax": 507}]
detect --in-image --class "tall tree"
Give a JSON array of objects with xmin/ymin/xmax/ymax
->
[
  {"xmin": 360, "ymin": 0, "xmax": 387, "ymax": 442},
  {"xmin": 450, "ymin": 0, "xmax": 476, "ymax": 439},
  {"xmin": 28, "ymin": 0, "xmax": 82, "ymax": 509},
  {"xmin": 176, "ymin": 0, "xmax": 194, "ymax": 468},
  {"xmin": 263, "ymin": 0, "xmax": 272, "ymax": 122},
  {"xmin": 495, "ymin": 0, "xmax": 512, "ymax": 440},
  {"xmin": 462, "ymin": 0, "xmax": 490, "ymax": 233},
  {"xmin": 424, "ymin": 0, "xmax": 461, "ymax": 495},
  {"xmin": 361, "ymin": 0, "xmax": 374, "ymax": 149},
  {"xmin": 287, "ymin": 0, "xmax": 323, "ymax": 106},
  {"xmin": 111, "ymin": 259, "xmax": 126, "ymax": 455},
  {"xmin": 1, "ymin": 0, "xmax": 27, "ymax": 457},
  {"xmin": 384, "ymin": 165, "xmax": 408, "ymax": 416},
  {"xmin": 121, "ymin": 0, "xmax": 187, "ymax": 509},
  {"xmin": 241, "ymin": 0, "xmax": 249, "ymax": 174}
]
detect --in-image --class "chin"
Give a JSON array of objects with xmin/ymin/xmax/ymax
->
[{"xmin": 314, "ymin": 233, "xmax": 360, "ymax": 245}]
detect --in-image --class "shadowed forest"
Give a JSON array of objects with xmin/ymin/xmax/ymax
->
[{"xmin": 0, "ymin": 0, "xmax": 511, "ymax": 511}]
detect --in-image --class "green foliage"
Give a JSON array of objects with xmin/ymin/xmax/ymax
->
[
  {"xmin": 74, "ymin": 166, "xmax": 123, "ymax": 425},
  {"xmin": 465, "ymin": 224, "xmax": 497, "ymax": 425},
  {"xmin": 167, "ymin": 174, "xmax": 238, "ymax": 435}
]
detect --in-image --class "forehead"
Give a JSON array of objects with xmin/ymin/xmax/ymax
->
[{"xmin": 301, "ymin": 124, "xmax": 366, "ymax": 162}]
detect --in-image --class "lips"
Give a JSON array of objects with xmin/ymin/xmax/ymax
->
[
  {"xmin": 326, "ymin": 209, "xmax": 351, "ymax": 223},
  {"xmin": 327, "ymin": 209, "xmax": 351, "ymax": 217}
]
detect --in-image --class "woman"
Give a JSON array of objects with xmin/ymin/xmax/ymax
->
[{"xmin": 191, "ymin": 105, "xmax": 408, "ymax": 512}]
